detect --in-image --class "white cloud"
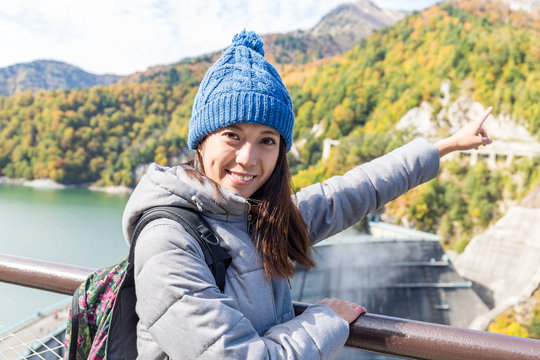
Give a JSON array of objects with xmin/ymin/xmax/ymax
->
[{"xmin": 0, "ymin": 0, "xmax": 439, "ymax": 75}]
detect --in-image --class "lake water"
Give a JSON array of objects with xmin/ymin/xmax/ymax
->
[{"xmin": 0, "ymin": 184, "xmax": 130, "ymax": 328}]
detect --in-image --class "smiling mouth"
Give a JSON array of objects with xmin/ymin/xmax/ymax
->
[{"xmin": 227, "ymin": 171, "xmax": 255, "ymax": 182}]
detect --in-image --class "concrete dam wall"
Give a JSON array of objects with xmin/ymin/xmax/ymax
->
[{"xmin": 453, "ymin": 189, "xmax": 540, "ymax": 330}]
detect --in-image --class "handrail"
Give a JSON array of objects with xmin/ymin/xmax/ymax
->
[{"xmin": 1, "ymin": 252, "xmax": 540, "ymax": 360}]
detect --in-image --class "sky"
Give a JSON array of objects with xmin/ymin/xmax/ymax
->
[{"xmin": 0, "ymin": 0, "xmax": 441, "ymax": 76}]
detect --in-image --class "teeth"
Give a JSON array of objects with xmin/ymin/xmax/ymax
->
[{"xmin": 230, "ymin": 172, "xmax": 254, "ymax": 181}]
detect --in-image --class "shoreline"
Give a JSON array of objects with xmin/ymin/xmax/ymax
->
[{"xmin": 0, "ymin": 177, "xmax": 133, "ymax": 194}]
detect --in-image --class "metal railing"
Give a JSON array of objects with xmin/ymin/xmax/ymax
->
[{"xmin": 1, "ymin": 253, "xmax": 540, "ymax": 360}]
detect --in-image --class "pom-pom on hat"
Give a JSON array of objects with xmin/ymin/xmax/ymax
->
[{"xmin": 188, "ymin": 30, "xmax": 294, "ymax": 152}]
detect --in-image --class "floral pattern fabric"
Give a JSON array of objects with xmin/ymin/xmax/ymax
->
[{"xmin": 64, "ymin": 258, "xmax": 128, "ymax": 360}]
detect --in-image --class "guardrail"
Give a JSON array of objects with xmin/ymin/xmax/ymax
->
[{"xmin": 1, "ymin": 253, "xmax": 540, "ymax": 360}]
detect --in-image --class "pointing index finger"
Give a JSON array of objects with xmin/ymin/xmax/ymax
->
[{"xmin": 477, "ymin": 106, "xmax": 492, "ymax": 128}]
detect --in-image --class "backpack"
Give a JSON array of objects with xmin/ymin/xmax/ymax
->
[{"xmin": 64, "ymin": 206, "xmax": 232, "ymax": 360}]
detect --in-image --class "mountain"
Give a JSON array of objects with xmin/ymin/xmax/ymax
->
[
  {"xmin": 3, "ymin": 1, "xmax": 403, "ymax": 89},
  {"xmin": 119, "ymin": 0, "xmax": 405, "ymax": 84},
  {"xmin": 0, "ymin": 60, "xmax": 120, "ymax": 96},
  {"xmin": 1, "ymin": 0, "xmax": 539, "ymax": 251},
  {"xmin": 285, "ymin": 0, "xmax": 540, "ymax": 251},
  {"xmin": 262, "ymin": 0, "xmax": 406, "ymax": 64},
  {"xmin": 286, "ymin": 0, "xmax": 540, "ymax": 163}
]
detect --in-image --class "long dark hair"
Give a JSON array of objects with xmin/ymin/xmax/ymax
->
[
  {"xmin": 189, "ymin": 138, "xmax": 315, "ymax": 279},
  {"xmin": 250, "ymin": 140, "xmax": 315, "ymax": 278}
]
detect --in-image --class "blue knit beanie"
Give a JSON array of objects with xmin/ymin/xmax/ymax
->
[{"xmin": 188, "ymin": 30, "xmax": 294, "ymax": 152}]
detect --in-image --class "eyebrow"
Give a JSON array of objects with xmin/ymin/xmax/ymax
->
[{"xmin": 227, "ymin": 124, "xmax": 279, "ymax": 136}]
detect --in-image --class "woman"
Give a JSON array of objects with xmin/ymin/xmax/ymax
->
[{"xmin": 121, "ymin": 30, "xmax": 492, "ymax": 359}]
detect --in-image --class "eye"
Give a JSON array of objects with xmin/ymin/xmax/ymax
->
[
  {"xmin": 223, "ymin": 131, "xmax": 239, "ymax": 140},
  {"xmin": 261, "ymin": 137, "xmax": 276, "ymax": 145}
]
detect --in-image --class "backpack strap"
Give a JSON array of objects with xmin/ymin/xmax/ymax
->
[
  {"xmin": 68, "ymin": 286, "xmax": 80, "ymax": 360},
  {"xmin": 129, "ymin": 206, "xmax": 232, "ymax": 293}
]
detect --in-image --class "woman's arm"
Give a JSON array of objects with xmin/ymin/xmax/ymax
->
[
  {"xmin": 295, "ymin": 107, "xmax": 493, "ymax": 243},
  {"xmin": 296, "ymin": 138, "xmax": 440, "ymax": 243}
]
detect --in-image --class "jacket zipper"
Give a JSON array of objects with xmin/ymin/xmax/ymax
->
[
  {"xmin": 246, "ymin": 201, "xmax": 252, "ymax": 233},
  {"xmin": 247, "ymin": 214, "xmax": 252, "ymax": 234},
  {"xmin": 269, "ymin": 279, "xmax": 278, "ymax": 325},
  {"xmin": 245, "ymin": 202, "xmax": 276, "ymax": 323},
  {"xmin": 191, "ymin": 195, "xmax": 204, "ymax": 212}
]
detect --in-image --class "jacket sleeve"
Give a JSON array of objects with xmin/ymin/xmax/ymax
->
[
  {"xmin": 295, "ymin": 138, "xmax": 440, "ymax": 243},
  {"xmin": 134, "ymin": 219, "xmax": 349, "ymax": 360}
]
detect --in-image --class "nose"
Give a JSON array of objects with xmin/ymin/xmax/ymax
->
[{"xmin": 235, "ymin": 143, "xmax": 257, "ymax": 167}]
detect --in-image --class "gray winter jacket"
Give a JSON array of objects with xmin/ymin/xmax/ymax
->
[{"xmin": 121, "ymin": 138, "xmax": 440, "ymax": 359}]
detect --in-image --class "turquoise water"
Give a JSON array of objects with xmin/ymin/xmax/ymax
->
[{"xmin": 0, "ymin": 184, "xmax": 130, "ymax": 328}]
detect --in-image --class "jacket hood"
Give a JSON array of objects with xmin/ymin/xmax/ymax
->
[{"xmin": 122, "ymin": 163, "xmax": 250, "ymax": 245}]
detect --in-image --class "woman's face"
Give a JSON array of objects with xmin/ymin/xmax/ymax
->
[{"xmin": 198, "ymin": 123, "xmax": 281, "ymax": 198}]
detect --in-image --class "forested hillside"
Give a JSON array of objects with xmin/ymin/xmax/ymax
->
[
  {"xmin": 1, "ymin": 0, "xmax": 539, "ymax": 246},
  {"xmin": 283, "ymin": 0, "xmax": 540, "ymax": 250},
  {"xmin": 285, "ymin": 0, "xmax": 540, "ymax": 169},
  {"xmin": 0, "ymin": 57, "xmax": 211, "ymax": 185}
]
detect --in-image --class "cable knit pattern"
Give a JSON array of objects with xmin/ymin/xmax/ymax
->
[{"xmin": 188, "ymin": 30, "xmax": 294, "ymax": 151}]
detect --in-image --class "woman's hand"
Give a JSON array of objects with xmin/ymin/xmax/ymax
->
[
  {"xmin": 436, "ymin": 106, "xmax": 493, "ymax": 158},
  {"xmin": 317, "ymin": 297, "xmax": 366, "ymax": 324}
]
